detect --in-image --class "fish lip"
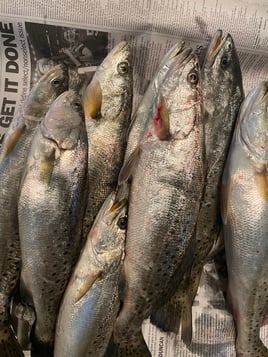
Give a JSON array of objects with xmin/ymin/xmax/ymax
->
[
  {"xmin": 259, "ymin": 82, "xmax": 268, "ymax": 104},
  {"xmin": 172, "ymin": 47, "xmax": 193, "ymax": 69},
  {"xmin": 169, "ymin": 42, "xmax": 185, "ymax": 59},
  {"xmin": 100, "ymin": 41, "xmax": 130, "ymax": 69},
  {"xmin": 203, "ymin": 30, "xmax": 229, "ymax": 68},
  {"xmin": 110, "ymin": 41, "xmax": 129, "ymax": 56}
]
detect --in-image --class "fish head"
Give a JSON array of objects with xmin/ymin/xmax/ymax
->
[
  {"xmin": 239, "ymin": 82, "xmax": 268, "ymax": 165},
  {"xmin": 82, "ymin": 41, "xmax": 133, "ymax": 120},
  {"xmin": 152, "ymin": 42, "xmax": 186, "ymax": 94},
  {"xmin": 89, "ymin": 192, "xmax": 128, "ymax": 266},
  {"xmin": 40, "ymin": 89, "xmax": 84, "ymax": 150},
  {"xmin": 126, "ymin": 42, "xmax": 185, "ymax": 141},
  {"xmin": 149, "ymin": 48, "xmax": 201, "ymax": 140},
  {"xmin": 24, "ymin": 64, "xmax": 69, "ymax": 118},
  {"xmin": 202, "ymin": 30, "xmax": 244, "ymax": 115}
]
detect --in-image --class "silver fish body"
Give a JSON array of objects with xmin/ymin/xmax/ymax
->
[
  {"xmin": 221, "ymin": 82, "xmax": 268, "ymax": 357},
  {"xmin": 0, "ymin": 65, "xmax": 68, "ymax": 356},
  {"xmin": 18, "ymin": 90, "xmax": 88, "ymax": 356},
  {"xmin": 111, "ymin": 50, "xmax": 205, "ymax": 355},
  {"xmin": 54, "ymin": 192, "xmax": 127, "ymax": 357},
  {"xmin": 82, "ymin": 41, "xmax": 133, "ymax": 237}
]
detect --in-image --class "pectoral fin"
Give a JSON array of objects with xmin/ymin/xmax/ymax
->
[
  {"xmin": 255, "ymin": 170, "xmax": 268, "ymax": 204},
  {"xmin": 82, "ymin": 77, "xmax": 102, "ymax": 119},
  {"xmin": 40, "ymin": 149, "xmax": 56, "ymax": 185},
  {"xmin": 221, "ymin": 177, "xmax": 233, "ymax": 225},
  {"xmin": 75, "ymin": 270, "xmax": 103, "ymax": 303},
  {"xmin": 3, "ymin": 125, "xmax": 26, "ymax": 157}
]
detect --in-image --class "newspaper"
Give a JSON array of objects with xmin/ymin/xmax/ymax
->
[{"xmin": 0, "ymin": 0, "xmax": 268, "ymax": 355}]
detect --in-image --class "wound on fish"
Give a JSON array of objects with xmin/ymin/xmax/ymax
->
[{"xmin": 153, "ymin": 94, "xmax": 170, "ymax": 140}]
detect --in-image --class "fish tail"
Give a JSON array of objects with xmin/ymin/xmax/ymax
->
[
  {"xmin": 0, "ymin": 324, "xmax": 24, "ymax": 357},
  {"xmin": 180, "ymin": 299, "xmax": 192, "ymax": 346},
  {"xmin": 150, "ymin": 299, "xmax": 182, "ymax": 334},
  {"xmin": 30, "ymin": 338, "xmax": 54, "ymax": 357},
  {"xmin": 105, "ymin": 331, "xmax": 151, "ymax": 357}
]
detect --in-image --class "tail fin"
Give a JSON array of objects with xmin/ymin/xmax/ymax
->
[
  {"xmin": 150, "ymin": 297, "xmax": 182, "ymax": 333},
  {"xmin": 0, "ymin": 324, "xmax": 24, "ymax": 357},
  {"xmin": 150, "ymin": 288, "xmax": 193, "ymax": 346},
  {"xmin": 31, "ymin": 339, "xmax": 54, "ymax": 357},
  {"xmin": 105, "ymin": 331, "xmax": 151, "ymax": 357}
]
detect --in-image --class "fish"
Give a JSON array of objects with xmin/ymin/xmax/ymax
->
[
  {"xmin": 18, "ymin": 90, "xmax": 88, "ymax": 356},
  {"xmin": 150, "ymin": 30, "xmax": 244, "ymax": 344},
  {"xmin": 82, "ymin": 41, "xmax": 133, "ymax": 238},
  {"xmin": 221, "ymin": 81, "xmax": 268, "ymax": 357},
  {"xmin": 54, "ymin": 192, "xmax": 127, "ymax": 357},
  {"xmin": 109, "ymin": 49, "xmax": 205, "ymax": 356},
  {"xmin": 0, "ymin": 64, "xmax": 68, "ymax": 356}
]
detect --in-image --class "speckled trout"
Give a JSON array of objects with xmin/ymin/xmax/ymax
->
[
  {"xmin": 109, "ymin": 50, "xmax": 205, "ymax": 356},
  {"xmin": 222, "ymin": 82, "xmax": 268, "ymax": 357},
  {"xmin": 0, "ymin": 65, "xmax": 68, "ymax": 357},
  {"xmin": 18, "ymin": 90, "xmax": 88, "ymax": 356},
  {"xmin": 150, "ymin": 30, "xmax": 244, "ymax": 344},
  {"xmin": 82, "ymin": 41, "xmax": 133, "ymax": 237},
  {"xmin": 54, "ymin": 192, "xmax": 127, "ymax": 357}
]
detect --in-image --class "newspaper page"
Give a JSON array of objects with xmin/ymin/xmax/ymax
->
[{"xmin": 0, "ymin": 0, "xmax": 268, "ymax": 356}]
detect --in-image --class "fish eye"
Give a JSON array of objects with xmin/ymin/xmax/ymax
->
[
  {"xmin": 72, "ymin": 101, "xmax": 82, "ymax": 109},
  {"xmin": 117, "ymin": 216, "xmax": 128, "ymax": 230},
  {"xmin": 117, "ymin": 61, "xmax": 129, "ymax": 75},
  {"xmin": 52, "ymin": 78, "xmax": 61, "ymax": 87},
  {"xmin": 220, "ymin": 55, "xmax": 229, "ymax": 68},
  {"xmin": 187, "ymin": 71, "xmax": 199, "ymax": 85}
]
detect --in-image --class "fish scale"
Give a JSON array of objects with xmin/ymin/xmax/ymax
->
[{"xmin": 222, "ymin": 82, "xmax": 268, "ymax": 357}]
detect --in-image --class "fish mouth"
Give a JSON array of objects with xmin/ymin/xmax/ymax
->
[
  {"xmin": 259, "ymin": 82, "xmax": 268, "ymax": 104},
  {"xmin": 169, "ymin": 42, "xmax": 185, "ymax": 60},
  {"xmin": 203, "ymin": 29, "xmax": 228, "ymax": 68},
  {"xmin": 110, "ymin": 41, "xmax": 129, "ymax": 56},
  {"xmin": 173, "ymin": 47, "xmax": 193, "ymax": 69}
]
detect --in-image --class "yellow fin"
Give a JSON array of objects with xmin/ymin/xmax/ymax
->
[
  {"xmin": 153, "ymin": 94, "xmax": 170, "ymax": 140},
  {"xmin": 4, "ymin": 125, "xmax": 26, "ymax": 156},
  {"xmin": 75, "ymin": 271, "xmax": 102, "ymax": 303},
  {"xmin": 40, "ymin": 150, "xmax": 55, "ymax": 185},
  {"xmin": 255, "ymin": 170, "xmax": 268, "ymax": 204},
  {"xmin": 82, "ymin": 77, "xmax": 102, "ymax": 119},
  {"xmin": 110, "ymin": 198, "xmax": 127, "ymax": 212}
]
